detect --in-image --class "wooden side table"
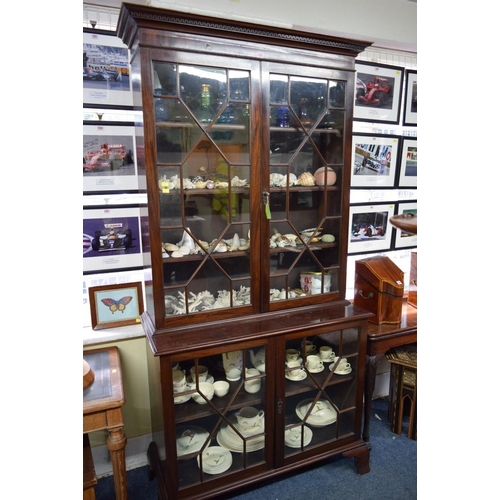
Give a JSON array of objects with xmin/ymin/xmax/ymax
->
[
  {"xmin": 363, "ymin": 299, "xmax": 417, "ymax": 441},
  {"xmin": 386, "ymin": 344, "xmax": 417, "ymax": 440},
  {"xmin": 83, "ymin": 346, "xmax": 128, "ymax": 500}
]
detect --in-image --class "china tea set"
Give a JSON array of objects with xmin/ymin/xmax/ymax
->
[
  {"xmin": 285, "ymin": 342, "xmax": 353, "ymax": 380},
  {"xmin": 173, "ymin": 350, "xmax": 265, "ymax": 405}
]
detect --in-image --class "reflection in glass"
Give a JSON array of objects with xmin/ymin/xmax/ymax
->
[{"xmin": 153, "ymin": 62, "xmax": 177, "ymax": 95}]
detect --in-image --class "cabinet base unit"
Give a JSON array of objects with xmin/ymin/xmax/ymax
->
[{"xmin": 142, "ymin": 302, "xmax": 372, "ymax": 500}]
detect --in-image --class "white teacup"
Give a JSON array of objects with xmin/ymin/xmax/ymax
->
[
  {"xmin": 286, "ymin": 349, "xmax": 300, "ymax": 362},
  {"xmin": 306, "ymin": 355, "xmax": 323, "ymax": 370},
  {"xmin": 337, "ymin": 359, "xmax": 351, "ymax": 372},
  {"xmin": 236, "ymin": 407, "xmax": 265, "ymax": 430},
  {"xmin": 213, "ymin": 380, "xmax": 230, "ymax": 397},
  {"xmin": 303, "ymin": 340, "xmax": 316, "ymax": 354},
  {"xmin": 190, "ymin": 365, "xmax": 208, "ymax": 383},
  {"xmin": 319, "ymin": 346, "xmax": 334, "ymax": 360},
  {"xmin": 244, "ymin": 368, "xmax": 262, "ymax": 393},
  {"xmin": 173, "ymin": 369, "xmax": 186, "ymax": 388},
  {"xmin": 287, "ymin": 361, "xmax": 304, "ymax": 379}
]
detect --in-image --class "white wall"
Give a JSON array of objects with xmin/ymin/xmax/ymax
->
[{"xmin": 84, "ymin": 0, "xmax": 417, "ymax": 51}]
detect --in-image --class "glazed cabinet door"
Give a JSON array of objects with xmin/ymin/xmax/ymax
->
[
  {"xmin": 161, "ymin": 342, "xmax": 273, "ymax": 498},
  {"xmin": 276, "ymin": 327, "xmax": 365, "ymax": 467},
  {"xmin": 263, "ymin": 63, "xmax": 354, "ymax": 311},
  {"xmin": 145, "ymin": 50, "xmax": 264, "ymax": 327}
]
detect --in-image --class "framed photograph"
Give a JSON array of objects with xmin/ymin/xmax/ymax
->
[
  {"xmin": 354, "ymin": 61, "xmax": 404, "ymax": 124},
  {"xmin": 83, "ymin": 123, "xmax": 138, "ymax": 193},
  {"xmin": 83, "ymin": 207, "xmax": 143, "ymax": 273},
  {"xmin": 393, "ymin": 202, "xmax": 417, "ymax": 249},
  {"xmin": 89, "ymin": 282, "xmax": 144, "ymax": 330},
  {"xmin": 83, "ymin": 30, "xmax": 132, "ymax": 107},
  {"xmin": 348, "ymin": 203, "xmax": 395, "ymax": 254},
  {"xmin": 351, "ymin": 133, "xmax": 400, "ymax": 188},
  {"xmin": 397, "ymin": 138, "xmax": 417, "ymax": 187},
  {"xmin": 402, "ymin": 70, "xmax": 417, "ymax": 126}
]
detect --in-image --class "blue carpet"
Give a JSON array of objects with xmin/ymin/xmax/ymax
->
[{"xmin": 95, "ymin": 398, "xmax": 416, "ymax": 499}]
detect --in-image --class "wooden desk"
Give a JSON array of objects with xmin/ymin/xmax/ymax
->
[
  {"xmin": 363, "ymin": 300, "xmax": 417, "ymax": 441},
  {"xmin": 83, "ymin": 347, "xmax": 128, "ymax": 500}
]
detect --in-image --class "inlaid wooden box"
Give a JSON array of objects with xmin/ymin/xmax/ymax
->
[
  {"xmin": 408, "ymin": 251, "xmax": 417, "ymax": 308},
  {"xmin": 354, "ymin": 256, "xmax": 404, "ymax": 324}
]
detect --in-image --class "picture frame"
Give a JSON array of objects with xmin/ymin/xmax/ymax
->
[
  {"xmin": 393, "ymin": 202, "xmax": 417, "ymax": 249},
  {"xmin": 89, "ymin": 281, "xmax": 144, "ymax": 330},
  {"xmin": 354, "ymin": 61, "xmax": 404, "ymax": 124},
  {"xmin": 83, "ymin": 207, "xmax": 143, "ymax": 273},
  {"xmin": 348, "ymin": 203, "xmax": 395, "ymax": 254},
  {"xmin": 351, "ymin": 133, "xmax": 400, "ymax": 188},
  {"xmin": 83, "ymin": 122, "xmax": 138, "ymax": 193},
  {"xmin": 402, "ymin": 70, "xmax": 417, "ymax": 126},
  {"xmin": 83, "ymin": 30, "xmax": 133, "ymax": 107},
  {"xmin": 397, "ymin": 137, "xmax": 417, "ymax": 187}
]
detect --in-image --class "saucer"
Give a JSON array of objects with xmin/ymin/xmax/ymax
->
[
  {"xmin": 334, "ymin": 366, "xmax": 352, "ymax": 375},
  {"xmin": 173, "ymin": 393, "xmax": 191, "ymax": 404},
  {"xmin": 320, "ymin": 354, "xmax": 336, "ymax": 362},
  {"xmin": 284, "ymin": 425, "xmax": 313, "ymax": 448},
  {"xmin": 306, "ymin": 364, "xmax": 324, "ymax": 373},
  {"xmin": 285, "ymin": 370, "xmax": 307, "ymax": 381}
]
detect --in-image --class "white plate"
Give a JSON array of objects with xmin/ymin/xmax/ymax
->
[
  {"xmin": 216, "ymin": 414, "xmax": 265, "ymax": 452},
  {"xmin": 284, "ymin": 425, "xmax": 313, "ymax": 448},
  {"xmin": 295, "ymin": 399, "xmax": 337, "ymax": 428},
  {"xmin": 285, "ymin": 370, "xmax": 307, "ymax": 382},
  {"xmin": 305, "ymin": 364, "xmax": 324, "ymax": 373},
  {"xmin": 176, "ymin": 426, "xmax": 209, "ymax": 456},
  {"xmin": 197, "ymin": 446, "xmax": 232, "ymax": 474}
]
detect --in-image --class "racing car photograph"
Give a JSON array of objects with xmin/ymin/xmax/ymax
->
[
  {"xmin": 83, "ymin": 126, "xmax": 135, "ymax": 175},
  {"xmin": 353, "ymin": 61, "xmax": 403, "ymax": 124},
  {"xmin": 351, "ymin": 133, "xmax": 400, "ymax": 188}
]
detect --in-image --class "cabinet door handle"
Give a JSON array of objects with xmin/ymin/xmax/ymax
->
[{"xmin": 358, "ymin": 290, "xmax": 373, "ymax": 299}]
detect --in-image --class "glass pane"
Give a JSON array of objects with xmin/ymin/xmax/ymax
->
[
  {"xmin": 312, "ymin": 110, "xmax": 345, "ymax": 165},
  {"xmin": 270, "ymin": 74, "xmax": 288, "ymax": 105},
  {"xmin": 329, "ymin": 81, "xmax": 345, "ymax": 108},
  {"xmin": 155, "ymin": 63, "xmax": 252, "ymax": 317},
  {"xmin": 268, "ymin": 73, "xmax": 345, "ymax": 301},
  {"xmin": 212, "ymin": 103, "xmax": 251, "ymax": 164},
  {"xmin": 153, "ymin": 62, "xmax": 177, "ymax": 96},
  {"xmin": 283, "ymin": 330, "xmax": 359, "ymax": 457},
  {"xmin": 179, "ymin": 65, "xmax": 227, "ymax": 126},
  {"xmin": 156, "ymin": 99, "xmax": 201, "ymax": 164},
  {"xmin": 229, "ymin": 70, "xmax": 250, "ymax": 101},
  {"xmin": 173, "ymin": 348, "xmax": 266, "ymax": 486},
  {"xmin": 290, "ymin": 76, "xmax": 327, "ymax": 130}
]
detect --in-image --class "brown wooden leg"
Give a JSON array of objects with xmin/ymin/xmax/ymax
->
[
  {"xmin": 107, "ymin": 428, "xmax": 128, "ymax": 500},
  {"xmin": 363, "ymin": 354, "xmax": 383, "ymax": 442},
  {"xmin": 343, "ymin": 443, "xmax": 371, "ymax": 475}
]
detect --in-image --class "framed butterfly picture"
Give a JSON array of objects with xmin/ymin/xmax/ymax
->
[{"xmin": 89, "ymin": 281, "xmax": 144, "ymax": 330}]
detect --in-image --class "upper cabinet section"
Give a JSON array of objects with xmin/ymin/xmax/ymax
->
[{"xmin": 117, "ymin": 3, "xmax": 371, "ymax": 337}]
